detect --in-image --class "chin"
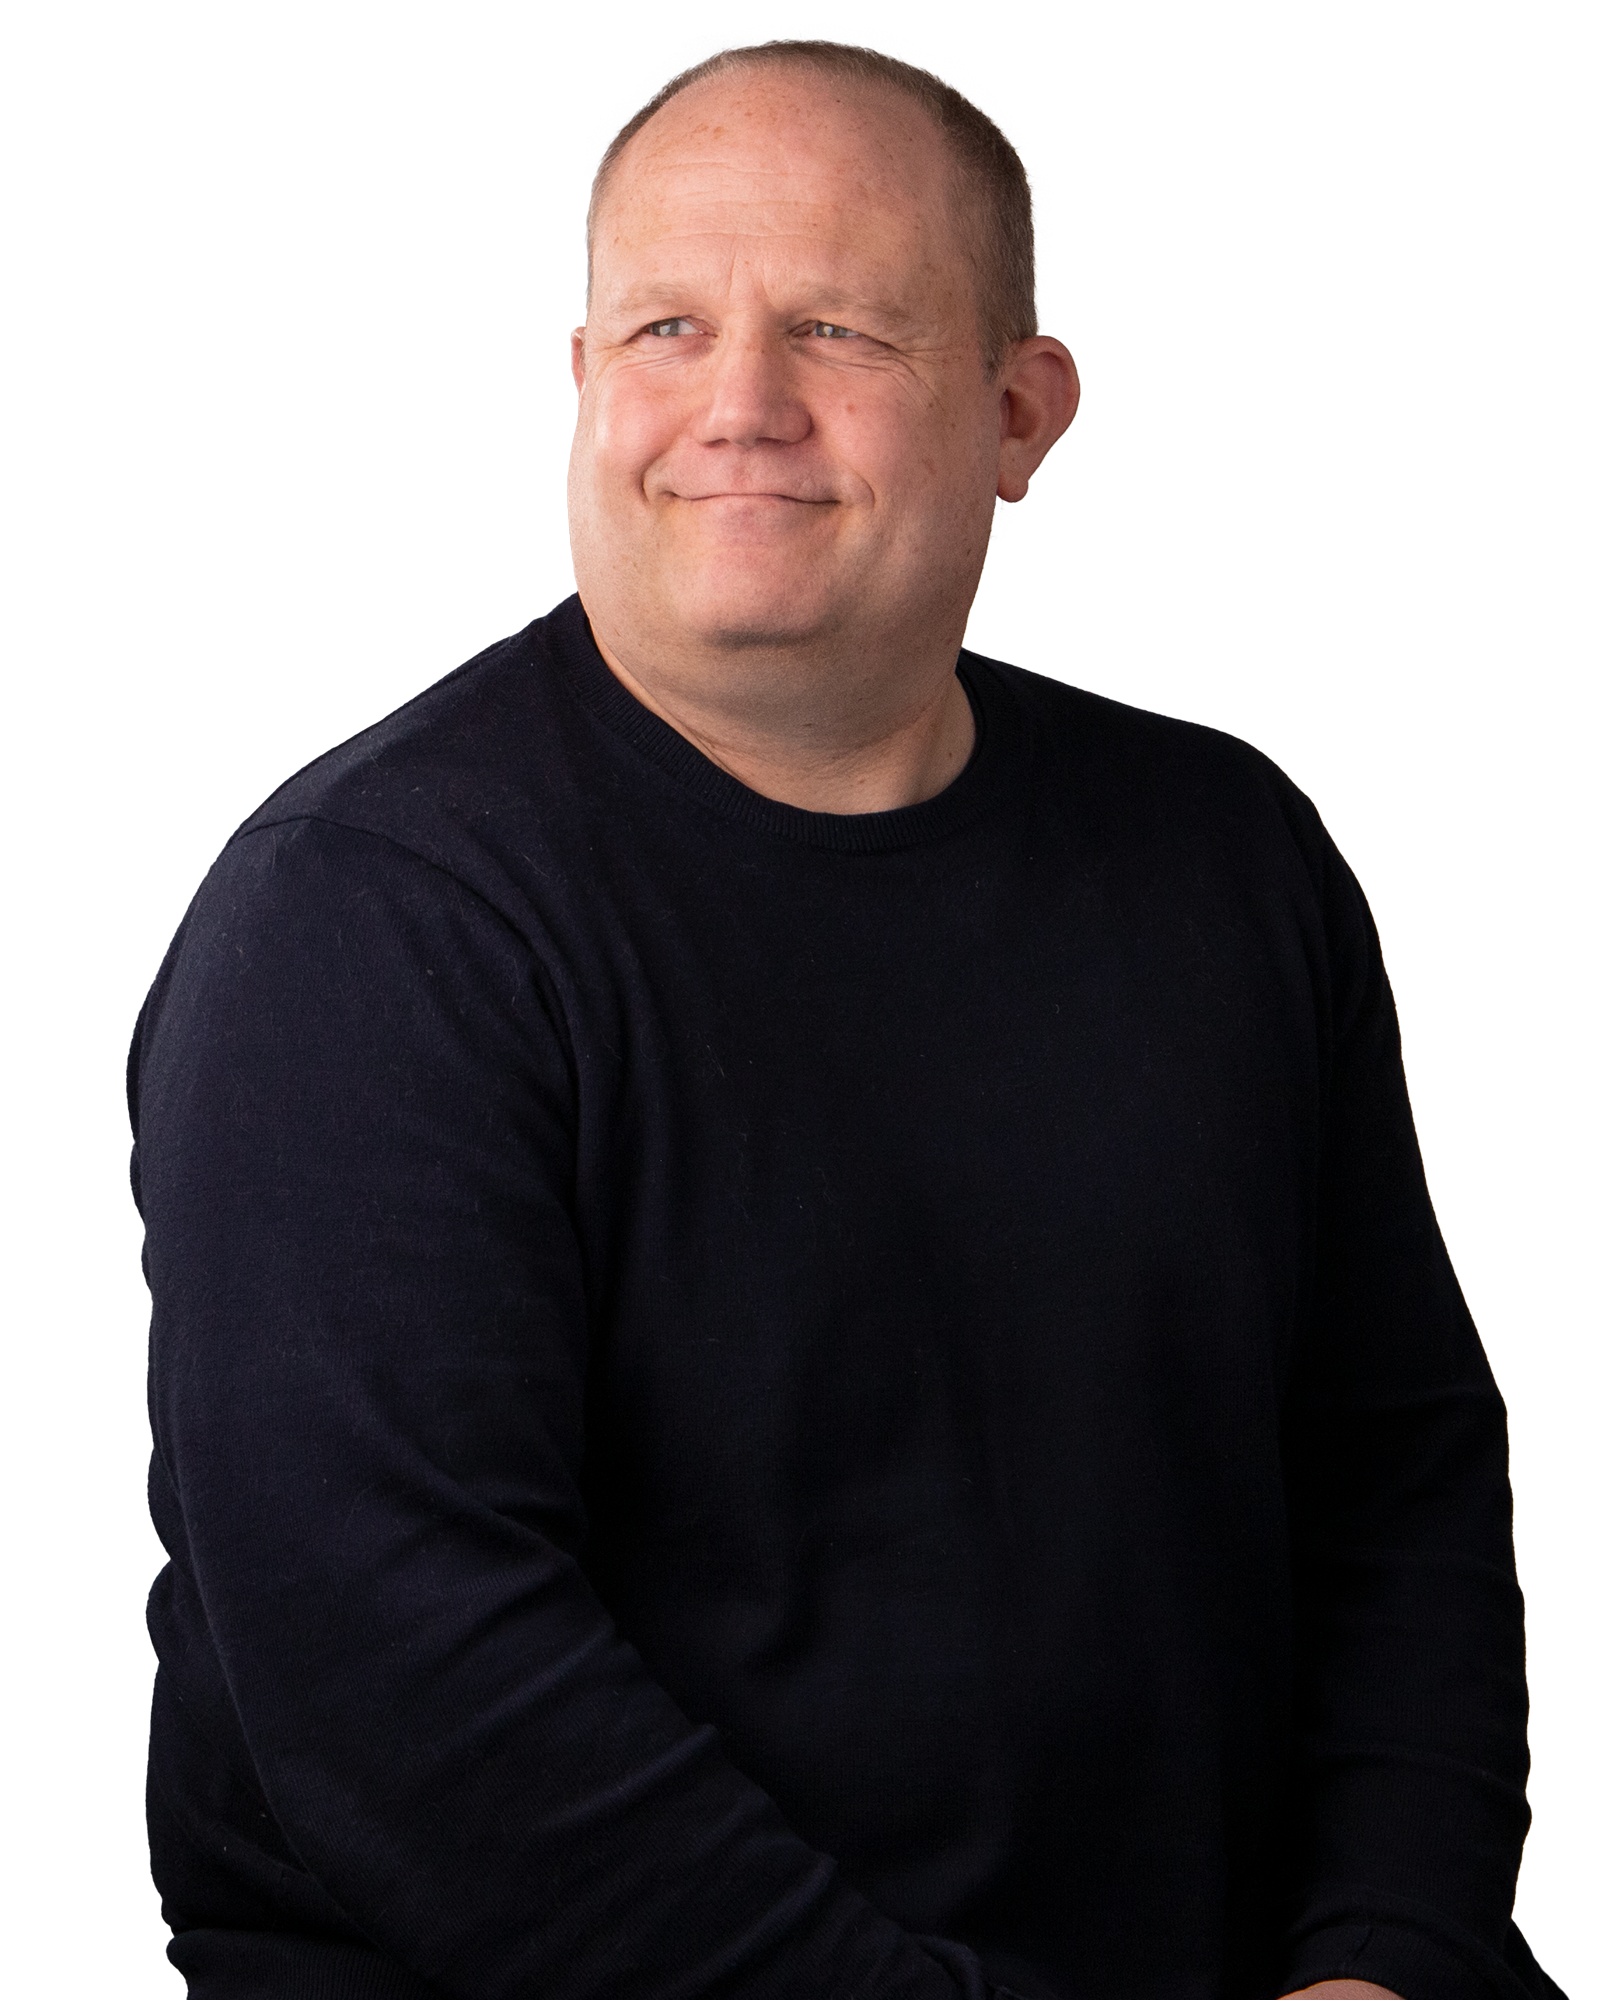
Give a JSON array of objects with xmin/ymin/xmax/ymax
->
[{"xmin": 670, "ymin": 572, "xmax": 845, "ymax": 654}]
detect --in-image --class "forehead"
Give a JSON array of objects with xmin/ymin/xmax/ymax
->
[{"xmin": 591, "ymin": 70, "xmax": 965, "ymax": 297}]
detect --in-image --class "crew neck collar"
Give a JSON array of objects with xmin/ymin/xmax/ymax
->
[{"xmin": 543, "ymin": 594, "xmax": 1021, "ymax": 856}]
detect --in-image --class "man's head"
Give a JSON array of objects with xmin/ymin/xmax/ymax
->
[
  {"xmin": 588, "ymin": 43, "xmax": 1039, "ymax": 378},
  {"xmin": 566, "ymin": 42, "xmax": 1077, "ymax": 779}
]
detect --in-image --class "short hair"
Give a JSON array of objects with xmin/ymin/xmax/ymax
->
[{"xmin": 587, "ymin": 40, "xmax": 1036, "ymax": 375}]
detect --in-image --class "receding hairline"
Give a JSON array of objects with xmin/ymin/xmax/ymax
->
[{"xmin": 588, "ymin": 60, "xmax": 962, "ymax": 237}]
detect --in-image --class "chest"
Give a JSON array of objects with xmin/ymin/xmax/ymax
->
[{"xmin": 552, "ymin": 817, "xmax": 1324, "ymax": 1505}]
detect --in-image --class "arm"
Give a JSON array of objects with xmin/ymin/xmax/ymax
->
[
  {"xmin": 134, "ymin": 815, "xmax": 985, "ymax": 2000},
  {"xmin": 1271, "ymin": 832, "xmax": 1533, "ymax": 2000}
]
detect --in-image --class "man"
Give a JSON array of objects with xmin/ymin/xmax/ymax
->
[{"xmin": 130, "ymin": 40, "xmax": 1562, "ymax": 2000}]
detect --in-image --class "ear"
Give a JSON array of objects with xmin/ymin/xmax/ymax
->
[
  {"xmin": 571, "ymin": 329, "xmax": 587, "ymax": 394},
  {"xmin": 996, "ymin": 338, "xmax": 1080, "ymax": 503}
]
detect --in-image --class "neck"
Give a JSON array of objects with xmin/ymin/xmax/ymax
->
[{"xmin": 583, "ymin": 615, "xmax": 977, "ymax": 815}]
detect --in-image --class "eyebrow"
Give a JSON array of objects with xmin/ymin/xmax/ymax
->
[{"xmin": 604, "ymin": 285, "xmax": 926, "ymax": 335}]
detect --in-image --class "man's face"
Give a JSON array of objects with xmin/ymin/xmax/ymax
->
[{"xmin": 569, "ymin": 69, "xmax": 1008, "ymax": 665}]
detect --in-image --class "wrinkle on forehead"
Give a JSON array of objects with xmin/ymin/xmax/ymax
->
[
  {"xmin": 595, "ymin": 204, "xmax": 938, "ymax": 285},
  {"xmin": 602, "ymin": 169, "xmax": 952, "ymax": 253},
  {"xmin": 608, "ymin": 154, "xmax": 924, "ymax": 211},
  {"xmin": 605, "ymin": 186, "xmax": 932, "ymax": 238}
]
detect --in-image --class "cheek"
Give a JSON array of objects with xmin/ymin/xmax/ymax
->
[
  {"xmin": 818, "ymin": 391, "xmax": 939, "ymax": 500},
  {"xmin": 825, "ymin": 390, "xmax": 992, "ymax": 523},
  {"xmin": 582, "ymin": 371, "xmax": 682, "ymax": 487}
]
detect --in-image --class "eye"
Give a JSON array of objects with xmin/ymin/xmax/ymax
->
[
  {"xmin": 811, "ymin": 322, "xmax": 860, "ymax": 340},
  {"xmin": 644, "ymin": 318, "xmax": 694, "ymax": 337}
]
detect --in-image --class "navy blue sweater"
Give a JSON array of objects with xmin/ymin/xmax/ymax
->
[{"xmin": 131, "ymin": 597, "xmax": 1558, "ymax": 2000}]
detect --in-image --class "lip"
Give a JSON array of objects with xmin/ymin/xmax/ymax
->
[{"xmin": 669, "ymin": 491, "xmax": 830, "ymax": 504}]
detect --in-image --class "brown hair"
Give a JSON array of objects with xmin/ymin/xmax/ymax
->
[{"xmin": 587, "ymin": 40, "xmax": 1036, "ymax": 374}]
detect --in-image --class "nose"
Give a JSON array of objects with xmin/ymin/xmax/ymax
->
[{"xmin": 695, "ymin": 334, "xmax": 812, "ymax": 449}]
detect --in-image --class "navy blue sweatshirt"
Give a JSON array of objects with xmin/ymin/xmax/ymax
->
[{"xmin": 131, "ymin": 597, "xmax": 1561, "ymax": 2000}]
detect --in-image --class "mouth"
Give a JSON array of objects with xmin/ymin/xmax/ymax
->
[{"xmin": 672, "ymin": 492, "xmax": 831, "ymax": 505}]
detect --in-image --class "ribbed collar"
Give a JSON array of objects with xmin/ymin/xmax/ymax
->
[{"xmin": 544, "ymin": 594, "xmax": 1022, "ymax": 856}]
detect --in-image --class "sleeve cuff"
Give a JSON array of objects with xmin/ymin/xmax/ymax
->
[{"xmin": 1277, "ymin": 1915, "xmax": 1546, "ymax": 2000}]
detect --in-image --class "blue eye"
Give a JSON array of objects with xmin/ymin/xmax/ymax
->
[
  {"xmin": 813, "ymin": 323, "xmax": 858, "ymax": 339},
  {"xmin": 645, "ymin": 319, "xmax": 693, "ymax": 337}
]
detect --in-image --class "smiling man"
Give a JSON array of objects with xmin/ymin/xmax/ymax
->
[
  {"xmin": 131, "ymin": 41, "xmax": 1561, "ymax": 2000},
  {"xmin": 565, "ymin": 62, "xmax": 1067, "ymax": 816}
]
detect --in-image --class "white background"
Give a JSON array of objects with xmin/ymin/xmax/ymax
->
[{"xmin": 6, "ymin": 3, "xmax": 1592, "ymax": 1984}]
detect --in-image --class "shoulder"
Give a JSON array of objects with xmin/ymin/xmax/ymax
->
[
  {"xmin": 967, "ymin": 652, "xmax": 1388, "ymax": 1027},
  {"xmin": 165, "ymin": 596, "xmax": 626, "ymax": 977},
  {"xmin": 133, "ymin": 601, "xmax": 605, "ymax": 1073},
  {"xmin": 231, "ymin": 597, "xmax": 598, "ymax": 879},
  {"xmin": 965, "ymin": 649, "xmax": 1336, "ymax": 891}
]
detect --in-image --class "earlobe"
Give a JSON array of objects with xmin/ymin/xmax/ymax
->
[{"xmin": 571, "ymin": 329, "xmax": 587, "ymax": 394}]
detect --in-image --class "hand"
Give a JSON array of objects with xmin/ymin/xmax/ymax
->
[{"xmin": 1279, "ymin": 1984, "xmax": 1404, "ymax": 2000}]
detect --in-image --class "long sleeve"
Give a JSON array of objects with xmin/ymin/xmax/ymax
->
[
  {"xmin": 133, "ymin": 814, "xmax": 987, "ymax": 2000},
  {"xmin": 1272, "ymin": 835, "xmax": 1543, "ymax": 1999}
]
